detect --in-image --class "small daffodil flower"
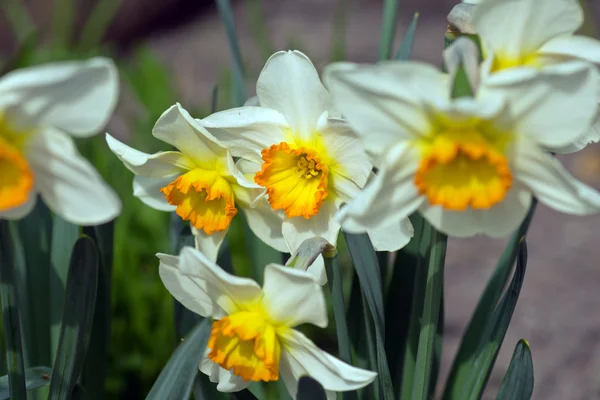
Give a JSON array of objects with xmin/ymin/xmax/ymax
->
[
  {"xmin": 324, "ymin": 59, "xmax": 600, "ymax": 238},
  {"xmin": 106, "ymin": 104, "xmax": 286, "ymax": 260},
  {"xmin": 471, "ymin": 0, "xmax": 600, "ymax": 152},
  {"xmin": 0, "ymin": 57, "xmax": 121, "ymax": 224},
  {"xmin": 158, "ymin": 246, "xmax": 377, "ymax": 399},
  {"xmin": 199, "ymin": 50, "xmax": 412, "ymax": 261}
]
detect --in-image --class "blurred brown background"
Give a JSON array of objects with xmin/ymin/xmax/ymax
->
[{"xmin": 2, "ymin": 1, "xmax": 600, "ymax": 399}]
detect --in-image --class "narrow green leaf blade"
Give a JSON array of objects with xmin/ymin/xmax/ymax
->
[
  {"xmin": 49, "ymin": 236, "xmax": 99, "ymax": 399},
  {"xmin": 344, "ymin": 232, "xmax": 394, "ymax": 400},
  {"xmin": 450, "ymin": 64, "xmax": 473, "ymax": 98},
  {"xmin": 0, "ymin": 366, "xmax": 52, "ymax": 399},
  {"xmin": 146, "ymin": 320, "xmax": 211, "ymax": 399},
  {"xmin": 395, "ymin": 12, "xmax": 420, "ymax": 60},
  {"xmin": 81, "ymin": 222, "xmax": 115, "ymax": 400},
  {"xmin": 443, "ymin": 200, "xmax": 537, "ymax": 399},
  {"xmin": 378, "ymin": 0, "xmax": 399, "ymax": 60},
  {"xmin": 411, "ymin": 227, "xmax": 447, "ymax": 400},
  {"xmin": 466, "ymin": 240, "xmax": 529, "ymax": 399},
  {"xmin": 297, "ymin": 376, "xmax": 327, "ymax": 400},
  {"xmin": 0, "ymin": 220, "xmax": 26, "ymax": 399},
  {"xmin": 496, "ymin": 339, "xmax": 534, "ymax": 400}
]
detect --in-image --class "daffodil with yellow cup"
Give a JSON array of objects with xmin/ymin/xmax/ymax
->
[
  {"xmin": 0, "ymin": 58, "xmax": 121, "ymax": 224},
  {"xmin": 324, "ymin": 57, "xmax": 600, "ymax": 237},
  {"xmin": 106, "ymin": 104, "xmax": 286, "ymax": 260},
  {"xmin": 157, "ymin": 246, "xmax": 376, "ymax": 399}
]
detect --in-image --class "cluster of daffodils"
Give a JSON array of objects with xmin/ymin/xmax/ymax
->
[{"xmin": 4, "ymin": 0, "xmax": 600, "ymax": 396}]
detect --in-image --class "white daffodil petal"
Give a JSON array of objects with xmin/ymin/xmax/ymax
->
[
  {"xmin": 538, "ymin": 34, "xmax": 600, "ymax": 64},
  {"xmin": 339, "ymin": 143, "xmax": 424, "ymax": 233},
  {"xmin": 280, "ymin": 329, "xmax": 377, "ymax": 392},
  {"xmin": 472, "ymin": 0, "xmax": 583, "ymax": 58},
  {"xmin": 324, "ymin": 61, "xmax": 444, "ymax": 153},
  {"xmin": 419, "ymin": 187, "xmax": 532, "ymax": 238},
  {"xmin": 105, "ymin": 133, "xmax": 194, "ymax": 177},
  {"xmin": 256, "ymin": 50, "xmax": 331, "ymax": 139},
  {"xmin": 132, "ymin": 175, "xmax": 177, "ymax": 211},
  {"xmin": 0, "ymin": 57, "xmax": 118, "ymax": 136},
  {"xmin": 481, "ymin": 61, "xmax": 598, "ymax": 150},
  {"xmin": 28, "ymin": 129, "xmax": 121, "ymax": 225},
  {"xmin": 282, "ymin": 199, "xmax": 340, "ymax": 253},
  {"xmin": 179, "ymin": 246, "xmax": 263, "ymax": 314},
  {"xmin": 0, "ymin": 192, "xmax": 37, "ymax": 220},
  {"xmin": 191, "ymin": 226, "xmax": 228, "ymax": 262},
  {"xmin": 367, "ymin": 217, "xmax": 413, "ymax": 252},
  {"xmin": 317, "ymin": 114, "xmax": 372, "ymax": 187},
  {"xmin": 262, "ymin": 264, "xmax": 327, "ymax": 328},
  {"xmin": 157, "ymin": 253, "xmax": 223, "ymax": 318},
  {"xmin": 515, "ymin": 142, "xmax": 600, "ymax": 215},
  {"xmin": 153, "ymin": 104, "xmax": 224, "ymax": 167},
  {"xmin": 551, "ymin": 113, "xmax": 600, "ymax": 154},
  {"xmin": 200, "ymin": 107, "xmax": 288, "ymax": 163},
  {"xmin": 225, "ymin": 152, "xmax": 263, "ymax": 190},
  {"xmin": 199, "ymin": 352, "xmax": 251, "ymax": 392},
  {"xmin": 241, "ymin": 199, "xmax": 288, "ymax": 253}
]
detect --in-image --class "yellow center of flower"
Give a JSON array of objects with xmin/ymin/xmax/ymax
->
[
  {"xmin": 415, "ymin": 127, "xmax": 513, "ymax": 210},
  {"xmin": 208, "ymin": 310, "xmax": 282, "ymax": 382},
  {"xmin": 255, "ymin": 142, "xmax": 329, "ymax": 219},
  {"xmin": 161, "ymin": 168, "xmax": 237, "ymax": 234},
  {"xmin": 0, "ymin": 113, "xmax": 35, "ymax": 211},
  {"xmin": 490, "ymin": 51, "xmax": 542, "ymax": 73}
]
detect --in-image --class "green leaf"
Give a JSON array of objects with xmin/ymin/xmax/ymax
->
[
  {"xmin": 411, "ymin": 226, "xmax": 447, "ymax": 400},
  {"xmin": 344, "ymin": 232, "xmax": 394, "ymax": 400},
  {"xmin": 14, "ymin": 201, "xmax": 53, "ymax": 368},
  {"xmin": 496, "ymin": 339, "xmax": 534, "ymax": 400},
  {"xmin": 0, "ymin": 220, "xmax": 26, "ymax": 399},
  {"xmin": 450, "ymin": 64, "xmax": 473, "ymax": 98},
  {"xmin": 443, "ymin": 200, "xmax": 537, "ymax": 399},
  {"xmin": 216, "ymin": 0, "xmax": 248, "ymax": 106},
  {"xmin": 395, "ymin": 13, "xmax": 420, "ymax": 60},
  {"xmin": 50, "ymin": 216, "xmax": 79, "ymax": 362},
  {"xmin": 0, "ymin": 0, "xmax": 36, "ymax": 45},
  {"xmin": 297, "ymin": 376, "xmax": 327, "ymax": 400},
  {"xmin": 81, "ymin": 222, "xmax": 115, "ymax": 400},
  {"xmin": 49, "ymin": 236, "xmax": 99, "ymax": 399},
  {"xmin": 378, "ymin": 0, "xmax": 399, "ymax": 60},
  {"xmin": 0, "ymin": 366, "xmax": 52, "ymax": 399},
  {"xmin": 233, "ymin": 389, "xmax": 259, "ymax": 400},
  {"xmin": 78, "ymin": 0, "xmax": 122, "ymax": 49},
  {"xmin": 146, "ymin": 320, "xmax": 212, "ymax": 399}
]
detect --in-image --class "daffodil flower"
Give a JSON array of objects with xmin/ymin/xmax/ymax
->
[
  {"xmin": 471, "ymin": 0, "xmax": 600, "ymax": 153},
  {"xmin": 199, "ymin": 50, "xmax": 412, "ymax": 260},
  {"xmin": 0, "ymin": 58, "xmax": 121, "ymax": 224},
  {"xmin": 106, "ymin": 104, "xmax": 286, "ymax": 260},
  {"xmin": 324, "ymin": 59, "xmax": 600, "ymax": 238},
  {"xmin": 158, "ymin": 246, "xmax": 377, "ymax": 398}
]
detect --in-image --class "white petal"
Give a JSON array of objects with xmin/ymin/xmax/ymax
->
[
  {"xmin": 538, "ymin": 34, "xmax": 600, "ymax": 64},
  {"xmin": 324, "ymin": 61, "xmax": 445, "ymax": 154},
  {"xmin": 282, "ymin": 199, "xmax": 340, "ymax": 253},
  {"xmin": 419, "ymin": 187, "xmax": 532, "ymax": 238},
  {"xmin": 551, "ymin": 112, "xmax": 600, "ymax": 154},
  {"xmin": 153, "ymin": 103, "xmax": 225, "ymax": 167},
  {"xmin": 481, "ymin": 61, "xmax": 598, "ymax": 150},
  {"xmin": 239, "ymin": 196, "xmax": 288, "ymax": 253},
  {"xmin": 339, "ymin": 143, "xmax": 424, "ymax": 233},
  {"xmin": 317, "ymin": 114, "xmax": 372, "ymax": 188},
  {"xmin": 105, "ymin": 133, "xmax": 194, "ymax": 177},
  {"xmin": 0, "ymin": 192, "xmax": 37, "ymax": 220},
  {"xmin": 261, "ymin": 264, "xmax": 327, "ymax": 328},
  {"xmin": 132, "ymin": 175, "xmax": 176, "ymax": 211},
  {"xmin": 514, "ymin": 141, "xmax": 600, "ymax": 215},
  {"xmin": 279, "ymin": 329, "xmax": 377, "ymax": 392},
  {"xmin": 256, "ymin": 51, "xmax": 330, "ymax": 140},
  {"xmin": 244, "ymin": 96, "xmax": 260, "ymax": 106},
  {"xmin": 200, "ymin": 107, "xmax": 288, "ymax": 163},
  {"xmin": 0, "ymin": 57, "xmax": 118, "ymax": 136},
  {"xmin": 367, "ymin": 217, "xmax": 413, "ymax": 252},
  {"xmin": 199, "ymin": 352, "xmax": 250, "ymax": 392},
  {"xmin": 178, "ymin": 246, "xmax": 263, "ymax": 314},
  {"xmin": 443, "ymin": 37, "xmax": 481, "ymax": 93},
  {"xmin": 192, "ymin": 226, "xmax": 228, "ymax": 262},
  {"xmin": 472, "ymin": 0, "xmax": 583, "ymax": 59},
  {"xmin": 157, "ymin": 253, "xmax": 220, "ymax": 318},
  {"xmin": 28, "ymin": 129, "xmax": 121, "ymax": 225}
]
